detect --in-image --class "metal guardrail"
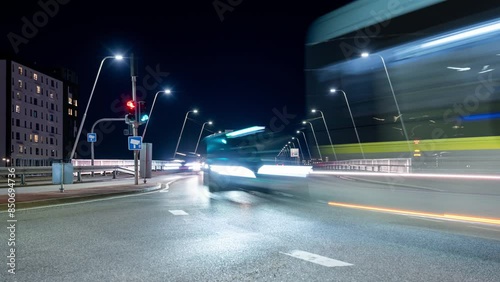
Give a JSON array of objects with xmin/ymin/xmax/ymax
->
[
  {"xmin": 313, "ymin": 158, "xmax": 412, "ymax": 173},
  {"xmin": 0, "ymin": 159, "xmax": 186, "ymax": 185},
  {"xmin": 0, "ymin": 165, "xmax": 129, "ymax": 185}
]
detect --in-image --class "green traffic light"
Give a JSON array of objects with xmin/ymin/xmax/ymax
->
[{"xmin": 140, "ymin": 114, "xmax": 149, "ymax": 122}]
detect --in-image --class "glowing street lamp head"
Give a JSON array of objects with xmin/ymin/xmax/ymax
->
[
  {"xmin": 292, "ymin": 137, "xmax": 295, "ymax": 140},
  {"xmin": 164, "ymin": 89, "xmax": 172, "ymax": 94},
  {"xmin": 311, "ymin": 109, "xmax": 317, "ymax": 113},
  {"xmin": 330, "ymin": 88, "xmax": 337, "ymax": 93},
  {"xmin": 296, "ymin": 130, "xmax": 300, "ymax": 134},
  {"xmin": 302, "ymin": 121, "xmax": 307, "ymax": 124},
  {"xmin": 192, "ymin": 109, "xmax": 198, "ymax": 114},
  {"xmin": 114, "ymin": 55, "xmax": 124, "ymax": 60},
  {"xmin": 361, "ymin": 52, "xmax": 369, "ymax": 58},
  {"xmin": 208, "ymin": 121, "xmax": 213, "ymax": 125}
]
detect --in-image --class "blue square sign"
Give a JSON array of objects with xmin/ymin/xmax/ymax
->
[
  {"xmin": 128, "ymin": 136, "xmax": 142, "ymax": 150},
  {"xmin": 87, "ymin": 133, "xmax": 97, "ymax": 143}
]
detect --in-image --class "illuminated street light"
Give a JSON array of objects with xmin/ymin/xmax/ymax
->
[
  {"xmin": 302, "ymin": 121, "xmax": 322, "ymax": 161},
  {"xmin": 173, "ymin": 109, "xmax": 198, "ymax": 158},
  {"xmin": 297, "ymin": 130, "xmax": 312, "ymax": 160},
  {"xmin": 361, "ymin": 52, "xmax": 411, "ymax": 153},
  {"xmin": 142, "ymin": 89, "xmax": 172, "ymax": 140},
  {"xmin": 311, "ymin": 109, "xmax": 337, "ymax": 161},
  {"xmin": 194, "ymin": 121, "xmax": 213, "ymax": 154},
  {"xmin": 328, "ymin": 89, "xmax": 365, "ymax": 159},
  {"xmin": 70, "ymin": 54, "xmax": 125, "ymax": 160}
]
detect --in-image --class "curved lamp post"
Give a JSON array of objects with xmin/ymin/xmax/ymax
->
[
  {"xmin": 173, "ymin": 109, "xmax": 198, "ymax": 158},
  {"xmin": 70, "ymin": 55, "xmax": 125, "ymax": 160},
  {"xmin": 328, "ymin": 89, "xmax": 365, "ymax": 159},
  {"xmin": 142, "ymin": 89, "xmax": 172, "ymax": 140},
  {"xmin": 194, "ymin": 121, "xmax": 213, "ymax": 154},
  {"xmin": 291, "ymin": 137, "xmax": 305, "ymax": 161},
  {"xmin": 311, "ymin": 109, "xmax": 337, "ymax": 161},
  {"xmin": 302, "ymin": 121, "xmax": 322, "ymax": 161},
  {"xmin": 297, "ymin": 130, "xmax": 312, "ymax": 160},
  {"xmin": 361, "ymin": 52, "xmax": 411, "ymax": 153}
]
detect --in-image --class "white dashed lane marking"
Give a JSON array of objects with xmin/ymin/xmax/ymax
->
[
  {"xmin": 169, "ymin": 210, "xmax": 189, "ymax": 215},
  {"xmin": 280, "ymin": 250, "xmax": 353, "ymax": 267}
]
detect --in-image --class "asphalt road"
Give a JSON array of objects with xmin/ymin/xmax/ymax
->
[{"xmin": 1, "ymin": 174, "xmax": 499, "ymax": 281}]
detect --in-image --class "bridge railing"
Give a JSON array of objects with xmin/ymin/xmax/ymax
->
[{"xmin": 313, "ymin": 158, "xmax": 412, "ymax": 173}]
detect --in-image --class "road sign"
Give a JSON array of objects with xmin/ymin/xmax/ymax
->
[
  {"xmin": 128, "ymin": 136, "xmax": 142, "ymax": 150},
  {"xmin": 290, "ymin": 148, "xmax": 299, "ymax": 157},
  {"xmin": 87, "ymin": 133, "xmax": 97, "ymax": 143}
]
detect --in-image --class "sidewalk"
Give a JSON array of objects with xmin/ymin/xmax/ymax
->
[{"xmin": 0, "ymin": 172, "xmax": 192, "ymax": 209}]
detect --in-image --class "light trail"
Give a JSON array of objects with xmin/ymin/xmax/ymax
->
[
  {"xmin": 328, "ymin": 201, "xmax": 500, "ymax": 225},
  {"xmin": 311, "ymin": 170, "xmax": 500, "ymax": 180}
]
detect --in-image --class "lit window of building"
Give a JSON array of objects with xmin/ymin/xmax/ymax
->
[
  {"xmin": 15, "ymin": 105, "xmax": 20, "ymax": 113},
  {"xmin": 33, "ymin": 73, "xmax": 38, "ymax": 80},
  {"xmin": 18, "ymin": 66, "xmax": 23, "ymax": 74},
  {"xmin": 34, "ymin": 134, "xmax": 39, "ymax": 143},
  {"xmin": 68, "ymin": 108, "xmax": 73, "ymax": 116},
  {"xmin": 36, "ymin": 85, "xmax": 41, "ymax": 94},
  {"xmin": 18, "ymin": 80, "xmax": 22, "ymax": 88},
  {"xmin": 68, "ymin": 97, "xmax": 73, "ymax": 104},
  {"xmin": 74, "ymin": 99, "xmax": 78, "ymax": 106}
]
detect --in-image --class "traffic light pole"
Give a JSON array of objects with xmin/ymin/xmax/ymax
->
[{"xmin": 131, "ymin": 54, "xmax": 139, "ymax": 185}]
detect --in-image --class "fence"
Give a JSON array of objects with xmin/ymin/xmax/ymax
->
[{"xmin": 313, "ymin": 158, "xmax": 412, "ymax": 173}]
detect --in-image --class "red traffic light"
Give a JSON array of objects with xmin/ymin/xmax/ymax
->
[{"xmin": 126, "ymin": 100, "xmax": 136, "ymax": 110}]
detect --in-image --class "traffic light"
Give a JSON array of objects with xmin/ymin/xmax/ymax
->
[
  {"xmin": 140, "ymin": 113, "xmax": 149, "ymax": 123},
  {"xmin": 138, "ymin": 101, "xmax": 148, "ymax": 125},
  {"xmin": 125, "ymin": 100, "xmax": 136, "ymax": 124},
  {"xmin": 126, "ymin": 100, "xmax": 135, "ymax": 112}
]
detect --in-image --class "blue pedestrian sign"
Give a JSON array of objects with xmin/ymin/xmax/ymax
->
[
  {"xmin": 87, "ymin": 133, "xmax": 97, "ymax": 143},
  {"xmin": 128, "ymin": 136, "xmax": 143, "ymax": 150}
]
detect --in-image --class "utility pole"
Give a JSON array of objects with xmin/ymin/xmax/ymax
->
[{"xmin": 131, "ymin": 53, "xmax": 139, "ymax": 185}]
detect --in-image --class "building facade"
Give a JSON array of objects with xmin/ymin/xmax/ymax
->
[
  {"xmin": 0, "ymin": 59, "xmax": 69, "ymax": 166},
  {"xmin": 46, "ymin": 67, "xmax": 79, "ymax": 160}
]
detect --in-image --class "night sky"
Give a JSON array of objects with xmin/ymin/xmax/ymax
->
[{"xmin": 1, "ymin": 0, "xmax": 354, "ymax": 160}]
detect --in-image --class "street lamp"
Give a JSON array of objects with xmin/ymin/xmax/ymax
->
[
  {"xmin": 142, "ymin": 89, "xmax": 172, "ymax": 140},
  {"xmin": 173, "ymin": 109, "xmax": 198, "ymax": 158},
  {"xmin": 302, "ymin": 121, "xmax": 322, "ymax": 161},
  {"xmin": 291, "ymin": 137, "xmax": 305, "ymax": 161},
  {"xmin": 311, "ymin": 109, "xmax": 337, "ymax": 161},
  {"xmin": 361, "ymin": 52, "xmax": 411, "ymax": 153},
  {"xmin": 2, "ymin": 157, "xmax": 11, "ymax": 167},
  {"xmin": 297, "ymin": 130, "xmax": 312, "ymax": 160},
  {"xmin": 70, "ymin": 54, "xmax": 125, "ymax": 160},
  {"xmin": 194, "ymin": 121, "xmax": 213, "ymax": 154},
  {"xmin": 328, "ymin": 89, "xmax": 365, "ymax": 159}
]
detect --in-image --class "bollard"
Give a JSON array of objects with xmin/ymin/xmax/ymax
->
[{"xmin": 77, "ymin": 171, "xmax": 82, "ymax": 182}]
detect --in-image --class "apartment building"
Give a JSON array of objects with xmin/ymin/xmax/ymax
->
[{"xmin": 0, "ymin": 59, "xmax": 70, "ymax": 166}]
